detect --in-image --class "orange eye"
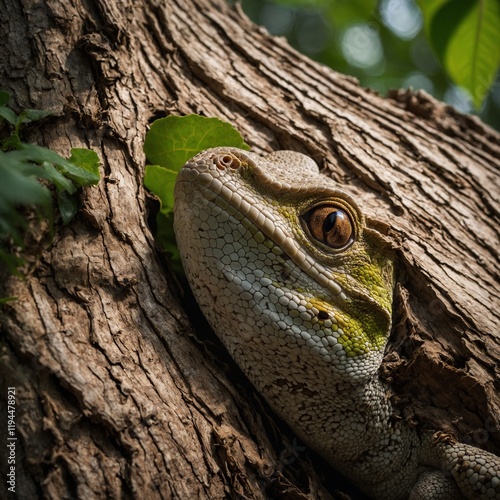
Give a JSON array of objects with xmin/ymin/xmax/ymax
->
[{"xmin": 303, "ymin": 205, "xmax": 354, "ymax": 249}]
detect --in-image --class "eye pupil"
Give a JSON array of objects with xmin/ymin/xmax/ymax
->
[
  {"xmin": 323, "ymin": 212, "xmax": 338, "ymax": 233},
  {"xmin": 303, "ymin": 204, "xmax": 354, "ymax": 249}
]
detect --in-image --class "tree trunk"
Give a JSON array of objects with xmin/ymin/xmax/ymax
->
[{"xmin": 0, "ymin": 0, "xmax": 498, "ymax": 498}]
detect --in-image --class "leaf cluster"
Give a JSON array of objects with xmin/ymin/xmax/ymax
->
[
  {"xmin": 0, "ymin": 90, "xmax": 100, "ymax": 276},
  {"xmin": 419, "ymin": 0, "xmax": 500, "ymax": 108},
  {"xmin": 143, "ymin": 115, "xmax": 248, "ymax": 271}
]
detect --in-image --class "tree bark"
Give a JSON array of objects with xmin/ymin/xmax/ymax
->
[{"xmin": 0, "ymin": 0, "xmax": 499, "ymax": 498}]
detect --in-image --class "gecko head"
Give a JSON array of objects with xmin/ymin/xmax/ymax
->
[{"xmin": 174, "ymin": 148, "xmax": 394, "ymax": 384}]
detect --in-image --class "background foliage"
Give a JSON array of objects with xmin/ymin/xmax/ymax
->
[
  {"xmin": 0, "ymin": 91, "xmax": 100, "ymax": 279},
  {"xmin": 242, "ymin": 0, "xmax": 500, "ymax": 130}
]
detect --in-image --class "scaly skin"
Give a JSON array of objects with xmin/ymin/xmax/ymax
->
[{"xmin": 173, "ymin": 148, "xmax": 500, "ymax": 499}]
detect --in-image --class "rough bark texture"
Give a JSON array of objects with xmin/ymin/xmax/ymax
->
[{"xmin": 0, "ymin": 0, "xmax": 499, "ymax": 498}]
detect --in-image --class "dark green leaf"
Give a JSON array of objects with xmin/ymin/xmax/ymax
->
[
  {"xmin": 0, "ymin": 296, "xmax": 18, "ymax": 304},
  {"xmin": 0, "ymin": 202, "xmax": 26, "ymax": 247},
  {"xmin": 0, "ymin": 246, "xmax": 23, "ymax": 278},
  {"xmin": 0, "ymin": 90, "xmax": 11, "ymax": 107},
  {"xmin": 0, "ymin": 248, "xmax": 23, "ymax": 277},
  {"xmin": 155, "ymin": 212, "xmax": 183, "ymax": 274},
  {"xmin": 0, "ymin": 97, "xmax": 100, "ymax": 279},
  {"xmin": 42, "ymin": 162, "xmax": 77, "ymax": 194},
  {"xmin": 17, "ymin": 109, "xmax": 53, "ymax": 128},
  {"xmin": 421, "ymin": 0, "xmax": 500, "ymax": 108},
  {"xmin": 57, "ymin": 191, "xmax": 79, "ymax": 224},
  {"xmin": 0, "ymin": 151, "xmax": 53, "ymax": 257},
  {"xmin": 418, "ymin": 0, "xmax": 448, "ymax": 34},
  {"xmin": 0, "ymin": 153, "xmax": 51, "ymax": 206},
  {"xmin": 18, "ymin": 144, "xmax": 100, "ymax": 186},
  {"xmin": 2, "ymin": 134, "xmax": 22, "ymax": 150},
  {"xmin": 0, "ymin": 106, "xmax": 18, "ymax": 125}
]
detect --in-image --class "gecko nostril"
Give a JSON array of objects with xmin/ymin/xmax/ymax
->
[
  {"xmin": 214, "ymin": 153, "xmax": 242, "ymax": 170},
  {"xmin": 317, "ymin": 310, "xmax": 330, "ymax": 320}
]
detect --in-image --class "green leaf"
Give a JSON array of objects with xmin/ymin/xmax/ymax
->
[
  {"xmin": 0, "ymin": 151, "xmax": 53, "ymax": 267},
  {"xmin": 421, "ymin": 0, "xmax": 500, "ymax": 108},
  {"xmin": 0, "ymin": 106, "xmax": 18, "ymax": 125},
  {"xmin": 0, "ymin": 90, "xmax": 11, "ymax": 107},
  {"xmin": 0, "ymin": 245, "xmax": 24, "ymax": 277},
  {"xmin": 0, "ymin": 296, "xmax": 18, "ymax": 304},
  {"xmin": 57, "ymin": 191, "xmax": 79, "ymax": 224},
  {"xmin": 418, "ymin": 0, "xmax": 448, "ymax": 34},
  {"xmin": 18, "ymin": 144, "xmax": 100, "ymax": 186},
  {"xmin": 16, "ymin": 109, "xmax": 52, "ymax": 129},
  {"xmin": 2, "ymin": 133, "xmax": 22, "ymax": 150},
  {"xmin": 0, "ymin": 203, "xmax": 27, "ymax": 247},
  {"xmin": 155, "ymin": 212, "xmax": 183, "ymax": 274},
  {"xmin": 144, "ymin": 166, "xmax": 179, "ymax": 269},
  {"xmin": 143, "ymin": 115, "xmax": 248, "ymax": 274},
  {"xmin": 68, "ymin": 148, "xmax": 100, "ymax": 179},
  {"xmin": 0, "ymin": 96, "xmax": 100, "ymax": 277},
  {"xmin": 41, "ymin": 161, "xmax": 77, "ymax": 194},
  {"xmin": 143, "ymin": 115, "xmax": 249, "ymax": 172},
  {"xmin": 144, "ymin": 165, "xmax": 177, "ymax": 216},
  {"xmin": 0, "ymin": 152, "xmax": 52, "ymax": 207}
]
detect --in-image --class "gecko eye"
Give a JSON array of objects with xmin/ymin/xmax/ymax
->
[{"xmin": 303, "ymin": 205, "xmax": 354, "ymax": 249}]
